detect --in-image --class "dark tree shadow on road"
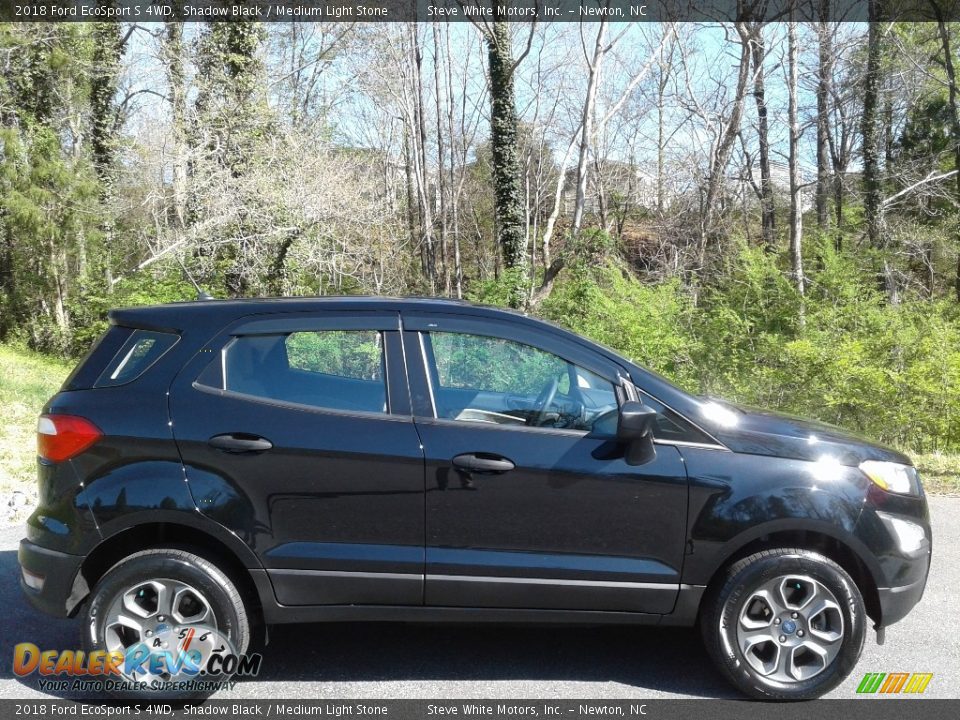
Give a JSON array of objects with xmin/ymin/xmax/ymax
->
[{"xmin": 0, "ymin": 548, "xmax": 734, "ymax": 699}]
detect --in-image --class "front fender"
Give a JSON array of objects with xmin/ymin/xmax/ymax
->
[{"xmin": 677, "ymin": 448, "xmax": 881, "ymax": 588}]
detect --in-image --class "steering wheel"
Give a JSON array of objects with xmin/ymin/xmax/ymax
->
[{"xmin": 532, "ymin": 374, "xmax": 561, "ymax": 427}]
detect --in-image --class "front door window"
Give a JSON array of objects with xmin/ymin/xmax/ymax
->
[{"xmin": 426, "ymin": 332, "xmax": 617, "ymax": 433}]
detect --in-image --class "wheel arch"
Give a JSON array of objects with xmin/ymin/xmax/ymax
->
[
  {"xmin": 71, "ymin": 521, "xmax": 265, "ymax": 628},
  {"xmin": 700, "ymin": 527, "xmax": 883, "ymax": 626}
]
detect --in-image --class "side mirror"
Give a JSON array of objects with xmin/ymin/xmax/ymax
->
[
  {"xmin": 617, "ymin": 400, "xmax": 657, "ymax": 465},
  {"xmin": 617, "ymin": 400, "xmax": 656, "ymax": 441}
]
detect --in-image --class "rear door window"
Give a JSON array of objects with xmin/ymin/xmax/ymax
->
[
  {"xmin": 201, "ymin": 330, "xmax": 388, "ymax": 415},
  {"xmin": 94, "ymin": 330, "xmax": 178, "ymax": 387}
]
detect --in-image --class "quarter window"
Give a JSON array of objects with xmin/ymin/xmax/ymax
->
[
  {"xmin": 95, "ymin": 330, "xmax": 178, "ymax": 387},
  {"xmin": 425, "ymin": 332, "xmax": 617, "ymax": 433},
  {"xmin": 205, "ymin": 330, "xmax": 387, "ymax": 414}
]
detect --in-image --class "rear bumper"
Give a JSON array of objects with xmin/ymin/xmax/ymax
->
[{"xmin": 18, "ymin": 538, "xmax": 87, "ymax": 618}]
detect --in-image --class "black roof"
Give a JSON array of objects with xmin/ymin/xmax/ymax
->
[{"xmin": 110, "ymin": 296, "xmax": 536, "ymax": 335}]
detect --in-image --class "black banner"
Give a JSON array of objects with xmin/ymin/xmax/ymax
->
[
  {"xmin": 3, "ymin": 0, "xmax": 960, "ymax": 23},
  {"xmin": 2, "ymin": 700, "xmax": 960, "ymax": 719}
]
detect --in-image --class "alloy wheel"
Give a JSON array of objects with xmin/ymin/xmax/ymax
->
[
  {"xmin": 735, "ymin": 574, "xmax": 845, "ymax": 683},
  {"xmin": 102, "ymin": 577, "xmax": 220, "ymax": 683}
]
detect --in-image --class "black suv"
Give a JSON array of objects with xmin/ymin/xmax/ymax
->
[{"xmin": 19, "ymin": 297, "xmax": 931, "ymax": 699}]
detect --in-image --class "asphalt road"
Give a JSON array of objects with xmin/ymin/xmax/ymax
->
[{"xmin": 0, "ymin": 497, "xmax": 956, "ymax": 701}]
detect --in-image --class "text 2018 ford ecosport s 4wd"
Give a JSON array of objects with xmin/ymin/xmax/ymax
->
[{"xmin": 19, "ymin": 297, "xmax": 931, "ymax": 699}]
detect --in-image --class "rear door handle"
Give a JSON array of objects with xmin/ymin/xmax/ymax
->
[
  {"xmin": 208, "ymin": 433, "xmax": 273, "ymax": 453},
  {"xmin": 452, "ymin": 453, "xmax": 515, "ymax": 474}
]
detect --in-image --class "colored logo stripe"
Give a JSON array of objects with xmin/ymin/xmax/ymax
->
[
  {"xmin": 856, "ymin": 672, "xmax": 933, "ymax": 694},
  {"xmin": 903, "ymin": 673, "xmax": 934, "ymax": 694},
  {"xmin": 857, "ymin": 672, "xmax": 886, "ymax": 693},
  {"xmin": 880, "ymin": 673, "xmax": 909, "ymax": 693}
]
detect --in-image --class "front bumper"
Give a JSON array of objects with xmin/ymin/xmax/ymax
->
[
  {"xmin": 878, "ymin": 573, "xmax": 929, "ymax": 627},
  {"xmin": 855, "ymin": 495, "xmax": 932, "ymax": 628},
  {"xmin": 18, "ymin": 538, "xmax": 87, "ymax": 618}
]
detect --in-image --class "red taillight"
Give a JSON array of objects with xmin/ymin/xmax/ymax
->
[{"xmin": 37, "ymin": 414, "xmax": 103, "ymax": 463}]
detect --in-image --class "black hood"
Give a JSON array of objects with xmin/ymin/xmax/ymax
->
[{"xmin": 698, "ymin": 399, "xmax": 912, "ymax": 466}]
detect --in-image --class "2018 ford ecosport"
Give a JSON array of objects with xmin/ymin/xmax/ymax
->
[{"xmin": 18, "ymin": 297, "xmax": 932, "ymax": 699}]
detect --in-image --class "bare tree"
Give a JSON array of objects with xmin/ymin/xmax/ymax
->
[
  {"xmin": 815, "ymin": 9, "xmax": 833, "ymax": 230},
  {"xmin": 163, "ymin": 21, "xmax": 187, "ymax": 234},
  {"xmin": 788, "ymin": 21, "xmax": 805, "ymax": 307},
  {"xmin": 862, "ymin": 4, "xmax": 884, "ymax": 251},
  {"xmin": 826, "ymin": 34, "xmax": 861, "ymax": 248},
  {"xmin": 695, "ymin": 23, "xmax": 753, "ymax": 263},
  {"xmin": 744, "ymin": 20, "xmax": 776, "ymax": 250},
  {"xmin": 930, "ymin": 0, "xmax": 960, "ymax": 301}
]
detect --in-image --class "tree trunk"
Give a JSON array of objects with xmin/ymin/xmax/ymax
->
[
  {"xmin": 933, "ymin": 8, "xmax": 960, "ymax": 302},
  {"xmin": 90, "ymin": 19, "xmax": 124, "ymax": 292},
  {"xmin": 815, "ymin": 11, "xmax": 833, "ymax": 230},
  {"xmin": 657, "ymin": 74, "xmax": 666, "ymax": 216},
  {"xmin": 486, "ymin": 12, "xmax": 528, "ymax": 307},
  {"xmin": 572, "ymin": 22, "xmax": 608, "ymax": 239},
  {"xmin": 90, "ymin": 21, "xmax": 123, "ymax": 180},
  {"xmin": 165, "ymin": 21, "xmax": 188, "ymax": 233},
  {"xmin": 442, "ymin": 24, "xmax": 463, "ymax": 299},
  {"xmin": 432, "ymin": 22, "xmax": 450, "ymax": 294},
  {"xmin": 861, "ymin": 6, "xmax": 883, "ymax": 250},
  {"xmin": 748, "ymin": 24, "xmax": 775, "ymax": 251},
  {"xmin": 410, "ymin": 24, "xmax": 436, "ymax": 293},
  {"xmin": 402, "ymin": 122, "xmax": 422, "ymax": 277},
  {"xmin": 655, "ymin": 27, "xmax": 675, "ymax": 217},
  {"xmin": 0, "ymin": 223, "xmax": 13, "ymax": 338},
  {"xmin": 788, "ymin": 22, "xmax": 805, "ymax": 309},
  {"xmin": 700, "ymin": 24, "xmax": 752, "ymax": 257}
]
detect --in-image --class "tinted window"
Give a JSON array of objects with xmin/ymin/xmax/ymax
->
[
  {"xmin": 209, "ymin": 331, "xmax": 387, "ymax": 414},
  {"xmin": 426, "ymin": 332, "xmax": 617, "ymax": 433},
  {"xmin": 95, "ymin": 330, "xmax": 178, "ymax": 387},
  {"xmin": 640, "ymin": 391, "xmax": 718, "ymax": 445},
  {"xmin": 64, "ymin": 325, "xmax": 134, "ymax": 391},
  {"xmin": 285, "ymin": 331, "xmax": 383, "ymax": 380}
]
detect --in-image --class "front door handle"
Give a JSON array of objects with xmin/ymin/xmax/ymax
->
[
  {"xmin": 208, "ymin": 433, "xmax": 273, "ymax": 453},
  {"xmin": 451, "ymin": 453, "xmax": 515, "ymax": 474}
]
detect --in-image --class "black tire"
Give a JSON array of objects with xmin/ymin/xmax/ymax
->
[
  {"xmin": 83, "ymin": 548, "xmax": 250, "ymax": 699},
  {"xmin": 700, "ymin": 548, "xmax": 867, "ymax": 700}
]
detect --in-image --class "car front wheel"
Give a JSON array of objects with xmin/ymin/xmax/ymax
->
[{"xmin": 701, "ymin": 548, "xmax": 867, "ymax": 700}]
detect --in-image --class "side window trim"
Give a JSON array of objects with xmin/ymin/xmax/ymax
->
[
  {"xmin": 623, "ymin": 379, "xmax": 728, "ymax": 449},
  {"xmin": 411, "ymin": 414, "xmax": 602, "ymax": 439},
  {"xmin": 401, "ymin": 329, "xmax": 434, "ymax": 417},
  {"xmin": 401, "ymin": 311, "xmax": 627, "ymax": 385},
  {"xmin": 418, "ymin": 332, "xmax": 439, "ymax": 418},
  {"xmin": 384, "ymin": 330, "xmax": 412, "ymax": 416},
  {"xmin": 230, "ymin": 312, "xmax": 400, "ymax": 335},
  {"xmin": 191, "ymin": 381, "xmax": 412, "ymax": 423}
]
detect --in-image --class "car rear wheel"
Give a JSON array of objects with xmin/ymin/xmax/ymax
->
[
  {"xmin": 83, "ymin": 548, "xmax": 250, "ymax": 698},
  {"xmin": 701, "ymin": 548, "xmax": 867, "ymax": 700}
]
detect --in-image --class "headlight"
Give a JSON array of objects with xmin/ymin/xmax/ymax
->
[{"xmin": 859, "ymin": 460, "xmax": 921, "ymax": 496}]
